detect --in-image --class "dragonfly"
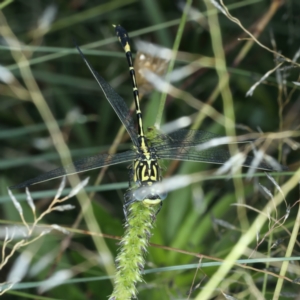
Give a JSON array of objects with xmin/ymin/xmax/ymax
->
[{"xmin": 10, "ymin": 25, "xmax": 278, "ymax": 216}]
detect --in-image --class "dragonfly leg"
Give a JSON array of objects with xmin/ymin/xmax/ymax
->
[
  {"xmin": 123, "ymin": 205, "xmax": 129, "ymax": 222},
  {"xmin": 155, "ymin": 201, "xmax": 163, "ymax": 216},
  {"xmin": 123, "ymin": 190, "xmax": 137, "ymax": 221},
  {"xmin": 127, "ymin": 166, "xmax": 134, "ymax": 188},
  {"xmin": 147, "ymin": 200, "xmax": 163, "ymax": 223},
  {"xmin": 123, "ymin": 199, "xmax": 132, "ymax": 221}
]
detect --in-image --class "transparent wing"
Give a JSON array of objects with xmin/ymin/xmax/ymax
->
[
  {"xmin": 153, "ymin": 129, "xmax": 276, "ymax": 171},
  {"xmin": 152, "ymin": 129, "xmax": 223, "ymax": 148},
  {"xmin": 75, "ymin": 44, "xmax": 139, "ymax": 147},
  {"xmin": 10, "ymin": 150, "xmax": 136, "ymax": 189}
]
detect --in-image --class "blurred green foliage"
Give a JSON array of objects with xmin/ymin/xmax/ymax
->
[{"xmin": 0, "ymin": 0, "xmax": 299, "ymax": 299}]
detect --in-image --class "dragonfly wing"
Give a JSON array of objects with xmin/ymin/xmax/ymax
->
[
  {"xmin": 151, "ymin": 129, "xmax": 222, "ymax": 147},
  {"xmin": 157, "ymin": 147, "xmax": 275, "ymax": 171},
  {"xmin": 10, "ymin": 150, "xmax": 136, "ymax": 189},
  {"xmin": 154, "ymin": 129, "xmax": 277, "ymax": 171},
  {"xmin": 75, "ymin": 44, "xmax": 139, "ymax": 147}
]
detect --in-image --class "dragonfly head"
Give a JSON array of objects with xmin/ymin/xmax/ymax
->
[{"xmin": 130, "ymin": 185, "xmax": 168, "ymax": 204}]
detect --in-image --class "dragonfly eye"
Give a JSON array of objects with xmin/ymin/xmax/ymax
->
[
  {"xmin": 132, "ymin": 187, "xmax": 147, "ymax": 201},
  {"xmin": 158, "ymin": 192, "xmax": 168, "ymax": 200}
]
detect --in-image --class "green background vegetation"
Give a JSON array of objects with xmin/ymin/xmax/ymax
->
[{"xmin": 0, "ymin": 0, "xmax": 299, "ymax": 299}]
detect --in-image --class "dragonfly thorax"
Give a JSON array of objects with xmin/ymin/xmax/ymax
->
[{"xmin": 133, "ymin": 155, "xmax": 160, "ymax": 184}]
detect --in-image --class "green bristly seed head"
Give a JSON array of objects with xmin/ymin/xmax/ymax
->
[{"xmin": 109, "ymin": 201, "xmax": 157, "ymax": 300}]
